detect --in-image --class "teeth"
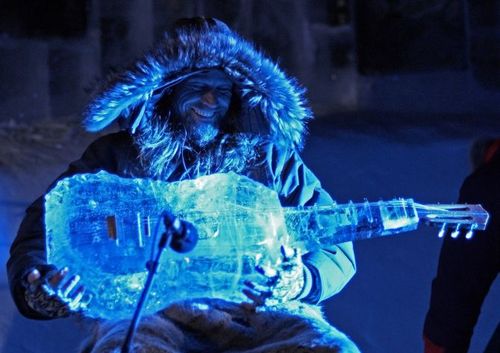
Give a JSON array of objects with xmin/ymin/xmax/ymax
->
[{"xmin": 192, "ymin": 107, "xmax": 214, "ymax": 118}]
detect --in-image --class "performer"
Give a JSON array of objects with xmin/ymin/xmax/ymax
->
[
  {"xmin": 423, "ymin": 138, "xmax": 500, "ymax": 353},
  {"xmin": 7, "ymin": 17, "xmax": 359, "ymax": 352}
]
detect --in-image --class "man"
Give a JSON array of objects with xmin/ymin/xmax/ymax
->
[
  {"xmin": 8, "ymin": 18, "xmax": 359, "ymax": 352},
  {"xmin": 423, "ymin": 138, "xmax": 500, "ymax": 353}
]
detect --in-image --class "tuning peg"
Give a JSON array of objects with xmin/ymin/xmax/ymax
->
[
  {"xmin": 438, "ymin": 223, "xmax": 447, "ymax": 238},
  {"xmin": 451, "ymin": 224, "xmax": 461, "ymax": 238},
  {"xmin": 465, "ymin": 224, "xmax": 477, "ymax": 239}
]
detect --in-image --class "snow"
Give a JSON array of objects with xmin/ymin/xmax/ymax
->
[{"xmin": 0, "ymin": 119, "xmax": 498, "ymax": 352}]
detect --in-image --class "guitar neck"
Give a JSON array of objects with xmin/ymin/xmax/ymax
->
[
  {"xmin": 284, "ymin": 199, "xmax": 489, "ymax": 248},
  {"xmin": 284, "ymin": 199, "xmax": 420, "ymax": 248}
]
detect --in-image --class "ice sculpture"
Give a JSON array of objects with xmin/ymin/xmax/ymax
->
[
  {"xmin": 46, "ymin": 171, "xmax": 482, "ymax": 319},
  {"xmin": 46, "ymin": 172, "xmax": 289, "ymax": 320}
]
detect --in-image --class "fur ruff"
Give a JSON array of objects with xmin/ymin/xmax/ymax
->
[
  {"xmin": 80, "ymin": 299, "xmax": 361, "ymax": 353},
  {"xmin": 83, "ymin": 21, "xmax": 312, "ymax": 150}
]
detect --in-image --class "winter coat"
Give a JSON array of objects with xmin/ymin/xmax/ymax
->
[
  {"xmin": 7, "ymin": 18, "xmax": 356, "ymax": 320},
  {"xmin": 423, "ymin": 149, "xmax": 500, "ymax": 353}
]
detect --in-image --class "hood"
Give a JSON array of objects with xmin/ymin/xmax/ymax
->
[{"xmin": 84, "ymin": 18, "xmax": 312, "ymax": 150}]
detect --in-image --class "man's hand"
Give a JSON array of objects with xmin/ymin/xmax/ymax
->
[
  {"xmin": 242, "ymin": 245, "xmax": 305, "ymax": 308},
  {"xmin": 24, "ymin": 266, "xmax": 91, "ymax": 318}
]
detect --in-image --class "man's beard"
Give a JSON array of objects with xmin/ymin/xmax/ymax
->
[
  {"xmin": 135, "ymin": 115, "xmax": 262, "ymax": 180},
  {"xmin": 186, "ymin": 121, "xmax": 220, "ymax": 148}
]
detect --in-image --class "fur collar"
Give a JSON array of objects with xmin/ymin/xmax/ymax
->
[{"xmin": 84, "ymin": 22, "xmax": 312, "ymax": 150}]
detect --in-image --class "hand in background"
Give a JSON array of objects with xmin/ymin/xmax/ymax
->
[
  {"xmin": 242, "ymin": 245, "xmax": 305, "ymax": 308},
  {"xmin": 24, "ymin": 266, "xmax": 92, "ymax": 318}
]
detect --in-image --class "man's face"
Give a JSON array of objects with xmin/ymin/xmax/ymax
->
[{"xmin": 171, "ymin": 70, "xmax": 233, "ymax": 145}]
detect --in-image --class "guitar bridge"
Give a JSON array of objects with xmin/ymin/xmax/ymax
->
[{"xmin": 106, "ymin": 215, "xmax": 118, "ymax": 241}]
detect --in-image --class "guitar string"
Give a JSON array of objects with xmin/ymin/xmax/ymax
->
[{"xmin": 64, "ymin": 201, "xmax": 485, "ymax": 248}]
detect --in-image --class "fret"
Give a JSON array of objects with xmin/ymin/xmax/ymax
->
[
  {"xmin": 136, "ymin": 212, "xmax": 144, "ymax": 248},
  {"xmin": 144, "ymin": 215, "xmax": 151, "ymax": 238}
]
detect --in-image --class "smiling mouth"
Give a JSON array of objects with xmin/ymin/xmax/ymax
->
[{"xmin": 191, "ymin": 107, "xmax": 215, "ymax": 119}]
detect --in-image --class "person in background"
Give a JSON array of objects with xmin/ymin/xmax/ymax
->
[{"xmin": 423, "ymin": 138, "xmax": 500, "ymax": 353}]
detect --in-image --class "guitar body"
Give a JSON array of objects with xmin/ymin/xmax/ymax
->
[{"xmin": 46, "ymin": 171, "xmax": 286, "ymax": 319}]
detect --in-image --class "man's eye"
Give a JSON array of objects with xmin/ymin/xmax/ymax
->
[{"xmin": 186, "ymin": 82, "xmax": 203, "ymax": 89}]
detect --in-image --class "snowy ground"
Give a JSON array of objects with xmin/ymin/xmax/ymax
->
[{"xmin": 0, "ymin": 117, "xmax": 498, "ymax": 353}]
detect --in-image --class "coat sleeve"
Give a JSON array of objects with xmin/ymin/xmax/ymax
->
[
  {"xmin": 266, "ymin": 144, "xmax": 356, "ymax": 303},
  {"xmin": 6, "ymin": 132, "xmax": 132, "ymax": 319},
  {"xmin": 423, "ymin": 157, "xmax": 500, "ymax": 351}
]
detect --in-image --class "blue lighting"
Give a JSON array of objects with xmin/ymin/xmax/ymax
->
[
  {"xmin": 45, "ymin": 171, "xmax": 286, "ymax": 319},
  {"xmin": 45, "ymin": 171, "xmax": 427, "ymax": 319}
]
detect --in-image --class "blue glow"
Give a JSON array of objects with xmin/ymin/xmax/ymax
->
[
  {"xmin": 45, "ymin": 171, "xmax": 286, "ymax": 319},
  {"xmin": 46, "ymin": 171, "xmax": 424, "ymax": 319}
]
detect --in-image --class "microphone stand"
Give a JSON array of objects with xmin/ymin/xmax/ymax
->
[{"xmin": 120, "ymin": 223, "xmax": 173, "ymax": 353}]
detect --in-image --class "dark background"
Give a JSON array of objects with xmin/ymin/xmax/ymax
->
[{"xmin": 0, "ymin": 1, "xmax": 498, "ymax": 352}]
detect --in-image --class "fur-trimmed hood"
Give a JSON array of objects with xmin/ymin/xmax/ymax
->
[{"xmin": 84, "ymin": 18, "xmax": 312, "ymax": 150}]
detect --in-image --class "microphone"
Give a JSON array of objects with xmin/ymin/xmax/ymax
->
[
  {"xmin": 161, "ymin": 212, "xmax": 198, "ymax": 253},
  {"xmin": 121, "ymin": 212, "xmax": 198, "ymax": 353}
]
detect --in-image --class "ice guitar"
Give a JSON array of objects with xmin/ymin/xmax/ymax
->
[{"xmin": 45, "ymin": 171, "xmax": 489, "ymax": 320}]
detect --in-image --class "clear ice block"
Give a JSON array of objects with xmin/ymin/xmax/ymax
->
[
  {"xmin": 45, "ymin": 171, "xmax": 287, "ymax": 319},
  {"xmin": 45, "ymin": 171, "xmax": 420, "ymax": 319}
]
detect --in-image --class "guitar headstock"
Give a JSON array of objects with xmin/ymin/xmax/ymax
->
[{"xmin": 415, "ymin": 203, "xmax": 489, "ymax": 239}]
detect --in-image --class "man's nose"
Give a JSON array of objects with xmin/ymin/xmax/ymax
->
[{"xmin": 201, "ymin": 89, "xmax": 217, "ymax": 107}]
